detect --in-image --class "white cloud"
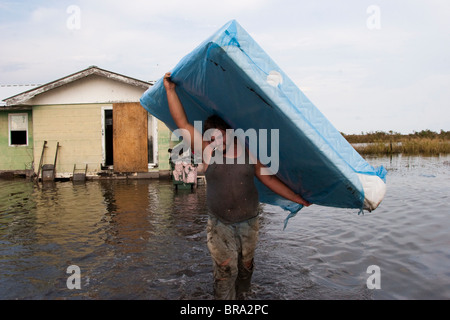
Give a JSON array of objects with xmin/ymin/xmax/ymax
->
[
  {"xmin": 0, "ymin": 0, "xmax": 449, "ymax": 133},
  {"xmin": 30, "ymin": 6, "xmax": 61, "ymax": 23},
  {"xmin": 82, "ymin": 0, "xmax": 268, "ymax": 21}
]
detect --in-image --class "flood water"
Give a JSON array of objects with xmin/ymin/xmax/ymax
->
[{"xmin": 0, "ymin": 155, "xmax": 449, "ymax": 300}]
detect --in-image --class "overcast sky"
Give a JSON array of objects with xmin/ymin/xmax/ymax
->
[{"xmin": 1, "ymin": 0, "xmax": 449, "ymax": 134}]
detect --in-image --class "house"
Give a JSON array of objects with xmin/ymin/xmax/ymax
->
[{"xmin": 1, "ymin": 66, "xmax": 174, "ymax": 180}]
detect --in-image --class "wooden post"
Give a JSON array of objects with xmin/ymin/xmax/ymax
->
[
  {"xmin": 53, "ymin": 142, "xmax": 60, "ymax": 179},
  {"xmin": 36, "ymin": 141, "xmax": 47, "ymax": 181}
]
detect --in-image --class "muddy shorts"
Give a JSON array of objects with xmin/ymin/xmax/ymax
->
[{"xmin": 206, "ymin": 215, "xmax": 259, "ymax": 300}]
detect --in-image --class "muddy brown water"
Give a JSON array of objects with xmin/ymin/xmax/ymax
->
[{"xmin": 0, "ymin": 155, "xmax": 449, "ymax": 299}]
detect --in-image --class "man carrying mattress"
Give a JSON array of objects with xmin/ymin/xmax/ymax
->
[{"xmin": 163, "ymin": 72, "xmax": 311, "ymax": 300}]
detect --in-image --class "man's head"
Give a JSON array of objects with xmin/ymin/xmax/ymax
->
[
  {"xmin": 204, "ymin": 115, "xmax": 232, "ymax": 150},
  {"xmin": 204, "ymin": 115, "xmax": 231, "ymax": 132}
]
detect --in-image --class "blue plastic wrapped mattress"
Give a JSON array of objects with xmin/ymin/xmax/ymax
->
[{"xmin": 140, "ymin": 20, "xmax": 386, "ymax": 221}]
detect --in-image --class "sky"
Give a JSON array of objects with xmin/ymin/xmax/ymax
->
[{"xmin": 0, "ymin": 0, "xmax": 449, "ymax": 134}]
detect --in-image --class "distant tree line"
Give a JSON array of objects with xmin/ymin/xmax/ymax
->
[{"xmin": 341, "ymin": 130, "xmax": 450, "ymax": 144}]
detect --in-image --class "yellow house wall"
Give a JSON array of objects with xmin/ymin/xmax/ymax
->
[{"xmin": 33, "ymin": 104, "xmax": 107, "ymax": 177}]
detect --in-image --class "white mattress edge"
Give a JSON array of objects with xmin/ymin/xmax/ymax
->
[{"xmin": 357, "ymin": 173, "xmax": 387, "ymax": 211}]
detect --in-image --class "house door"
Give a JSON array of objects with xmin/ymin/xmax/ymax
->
[{"xmin": 102, "ymin": 107, "xmax": 114, "ymax": 168}]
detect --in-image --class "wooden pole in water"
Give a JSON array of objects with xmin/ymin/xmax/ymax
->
[
  {"xmin": 36, "ymin": 141, "xmax": 47, "ymax": 181},
  {"xmin": 53, "ymin": 142, "xmax": 60, "ymax": 180}
]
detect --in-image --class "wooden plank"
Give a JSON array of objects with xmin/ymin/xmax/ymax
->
[{"xmin": 113, "ymin": 102, "xmax": 148, "ymax": 172}]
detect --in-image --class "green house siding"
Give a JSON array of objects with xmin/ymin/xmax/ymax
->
[
  {"xmin": 157, "ymin": 121, "xmax": 173, "ymax": 171},
  {"xmin": 0, "ymin": 110, "xmax": 34, "ymax": 171}
]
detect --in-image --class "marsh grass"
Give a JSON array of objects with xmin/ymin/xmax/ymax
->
[
  {"xmin": 353, "ymin": 139, "xmax": 450, "ymax": 155},
  {"xmin": 343, "ymin": 130, "xmax": 450, "ymax": 155}
]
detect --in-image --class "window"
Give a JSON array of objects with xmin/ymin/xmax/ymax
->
[{"xmin": 9, "ymin": 113, "xmax": 28, "ymax": 146}]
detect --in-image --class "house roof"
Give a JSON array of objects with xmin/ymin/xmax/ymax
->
[
  {"xmin": 2, "ymin": 66, "xmax": 151, "ymax": 107},
  {"xmin": 0, "ymin": 84, "xmax": 40, "ymax": 107}
]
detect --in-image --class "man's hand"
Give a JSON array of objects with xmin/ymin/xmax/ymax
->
[
  {"xmin": 163, "ymin": 72, "xmax": 176, "ymax": 91},
  {"xmin": 209, "ymin": 129, "xmax": 224, "ymax": 149},
  {"xmin": 292, "ymin": 194, "xmax": 312, "ymax": 207}
]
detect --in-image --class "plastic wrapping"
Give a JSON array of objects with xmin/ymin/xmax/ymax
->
[{"xmin": 140, "ymin": 20, "xmax": 386, "ymax": 220}]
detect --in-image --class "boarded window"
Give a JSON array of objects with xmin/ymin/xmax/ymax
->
[
  {"xmin": 112, "ymin": 103, "xmax": 148, "ymax": 172},
  {"xmin": 9, "ymin": 113, "xmax": 28, "ymax": 146}
]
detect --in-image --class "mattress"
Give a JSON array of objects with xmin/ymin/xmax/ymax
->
[{"xmin": 140, "ymin": 20, "xmax": 387, "ymax": 223}]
